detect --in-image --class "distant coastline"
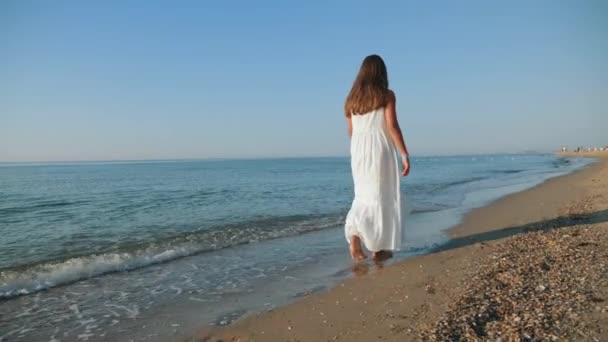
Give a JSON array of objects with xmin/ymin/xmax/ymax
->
[{"xmin": 556, "ymin": 151, "xmax": 608, "ymax": 158}]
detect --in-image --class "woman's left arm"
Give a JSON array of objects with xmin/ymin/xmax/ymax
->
[{"xmin": 384, "ymin": 91, "xmax": 411, "ymax": 176}]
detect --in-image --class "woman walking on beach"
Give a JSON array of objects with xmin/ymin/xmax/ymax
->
[{"xmin": 344, "ymin": 55, "xmax": 410, "ymax": 261}]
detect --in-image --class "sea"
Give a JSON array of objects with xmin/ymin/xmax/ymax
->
[{"xmin": 0, "ymin": 154, "xmax": 592, "ymax": 341}]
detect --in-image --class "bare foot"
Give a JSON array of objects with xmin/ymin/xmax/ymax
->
[
  {"xmin": 352, "ymin": 262, "xmax": 369, "ymax": 276},
  {"xmin": 372, "ymin": 250, "xmax": 393, "ymax": 262},
  {"xmin": 349, "ymin": 235, "xmax": 367, "ymax": 261}
]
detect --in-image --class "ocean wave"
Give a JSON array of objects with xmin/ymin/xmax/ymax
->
[
  {"xmin": 491, "ymin": 169, "xmax": 524, "ymax": 174},
  {"xmin": 0, "ymin": 214, "xmax": 344, "ymax": 300},
  {"xmin": 410, "ymin": 207, "xmax": 448, "ymax": 214},
  {"xmin": 0, "ymin": 200, "xmax": 88, "ymax": 215},
  {"xmin": 443, "ymin": 176, "xmax": 485, "ymax": 187},
  {"xmin": 427, "ymin": 176, "xmax": 485, "ymax": 193},
  {"xmin": 552, "ymin": 158, "xmax": 572, "ymax": 168}
]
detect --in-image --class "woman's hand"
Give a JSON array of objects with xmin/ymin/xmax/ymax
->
[{"xmin": 401, "ymin": 156, "xmax": 410, "ymax": 177}]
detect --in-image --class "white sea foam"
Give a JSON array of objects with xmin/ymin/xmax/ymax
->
[
  {"xmin": 0, "ymin": 244, "xmax": 202, "ymax": 299},
  {"xmin": 0, "ymin": 215, "xmax": 344, "ymax": 299}
]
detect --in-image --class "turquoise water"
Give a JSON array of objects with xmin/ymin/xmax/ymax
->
[{"xmin": 0, "ymin": 155, "xmax": 591, "ymax": 341}]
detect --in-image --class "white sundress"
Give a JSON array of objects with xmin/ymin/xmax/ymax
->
[{"xmin": 345, "ymin": 107, "xmax": 405, "ymax": 252}]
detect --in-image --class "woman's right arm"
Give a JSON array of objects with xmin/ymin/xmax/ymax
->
[
  {"xmin": 346, "ymin": 115, "xmax": 353, "ymax": 138},
  {"xmin": 384, "ymin": 90, "xmax": 411, "ymax": 176}
]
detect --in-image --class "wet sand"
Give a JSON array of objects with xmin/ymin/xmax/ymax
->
[{"xmin": 194, "ymin": 158, "xmax": 608, "ymax": 341}]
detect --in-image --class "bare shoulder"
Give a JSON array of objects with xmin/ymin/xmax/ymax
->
[
  {"xmin": 384, "ymin": 89, "xmax": 398, "ymax": 124},
  {"xmin": 387, "ymin": 89, "xmax": 396, "ymax": 103}
]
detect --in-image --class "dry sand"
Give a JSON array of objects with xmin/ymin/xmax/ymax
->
[{"xmin": 194, "ymin": 158, "xmax": 608, "ymax": 342}]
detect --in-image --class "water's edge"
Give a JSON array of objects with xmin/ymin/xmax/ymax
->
[
  {"xmin": 198, "ymin": 157, "xmax": 596, "ymax": 336},
  {"xmin": 0, "ymin": 155, "xmax": 593, "ymax": 342}
]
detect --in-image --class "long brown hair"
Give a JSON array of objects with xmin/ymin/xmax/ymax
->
[{"xmin": 344, "ymin": 55, "xmax": 390, "ymax": 116}]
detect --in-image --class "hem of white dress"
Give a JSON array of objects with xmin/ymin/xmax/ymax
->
[{"xmin": 344, "ymin": 227, "xmax": 401, "ymax": 252}]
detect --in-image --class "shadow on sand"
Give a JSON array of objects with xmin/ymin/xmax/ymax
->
[
  {"xmin": 430, "ymin": 209, "xmax": 608, "ymax": 254},
  {"xmin": 350, "ymin": 209, "xmax": 608, "ymax": 276}
]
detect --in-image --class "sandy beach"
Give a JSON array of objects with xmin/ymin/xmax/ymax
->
[
  {"xmin": 557, "ymin": 151, "xmax": 608, "ymax": 158},
  {"xmin": 196, "ymin": 157, "xmax": 608, "ymax": 342}
]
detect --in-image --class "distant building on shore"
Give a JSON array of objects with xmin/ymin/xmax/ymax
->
[{"xmin": 559, "ymin": 145, "xmax": 608, "ymax": 154}]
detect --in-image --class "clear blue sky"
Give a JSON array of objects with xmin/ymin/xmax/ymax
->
[{"xmin": 1, "ymin": 0, "xmax": 607, "ymax": 161}]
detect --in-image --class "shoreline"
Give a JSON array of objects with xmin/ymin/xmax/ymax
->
[
  {"xmin": 556, "ymin": 151, "xmax": 608, "ymax": 158},
  {"xmin": 198, "ymin": 157, "xmax": 608, "ymax": 341},
  {"xmin": 447, "ymin": 157, "xmax": 600, "ymax": 239}
]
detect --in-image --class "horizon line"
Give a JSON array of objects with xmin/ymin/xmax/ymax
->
[{"xmin": 0, "ymin": 151, "xmax": 555, "ymax": 164}]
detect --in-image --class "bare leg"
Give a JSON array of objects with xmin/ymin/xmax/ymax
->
[
  {"xmin": 349, "ymin": 235, "xmax": 367, "ymax": 261},
  {"xmin": 372, "ymin": 250, "xmax": 393, "ymax": 261}
]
